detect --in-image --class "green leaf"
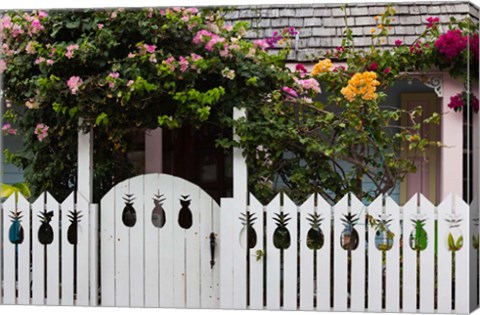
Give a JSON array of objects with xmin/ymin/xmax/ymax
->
[
  {"xmin": 95, "ymin": 112, "xmax": 109, "ymax": 126},
  {"xmin": 448, "ymin": 233, "xmax": 455, "ymax": 251},
  {"xmin": 456, "ymin": 235, "xmax": 463, "ymax": 250}
]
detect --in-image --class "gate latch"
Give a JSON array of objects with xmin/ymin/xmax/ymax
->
[{"xmin": 209, "ymin": 232, "xmax": 216, "ymax": 269}]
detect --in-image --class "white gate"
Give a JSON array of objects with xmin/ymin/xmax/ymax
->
[{"xmin": 100, "ymin": 173, "xmax": 220, "ymax": 308}]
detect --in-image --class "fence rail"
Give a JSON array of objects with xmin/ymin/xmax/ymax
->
[{"xmin": 220, "ymin": 193, "xmax": 477, "ymax": 314}]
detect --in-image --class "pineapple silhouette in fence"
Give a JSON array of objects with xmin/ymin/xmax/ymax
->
[
  {"xmin": 122, "ymin": 194, "xmax": 137, "ymax": 227},
  {"xmin": 151, "ymin": 193, "xmax": 166, "ymax": 228},
  {"xmin": 38, "ymin": 210, "xmax": 54, "ymax": 245},
  {"xmin": 409, "ymin": 214, "xmax": 428, "ymax": 251},
  {"xmin": 239, "ymin": 212, "xmax": 257, "ymax": 249},
  {"xmin": 372, "ymin": 213, "xmax": 394, "ymax": 251},
  {"xmin": 9, "ymin": 209, "xmax": 24, "ymax": 245},
  {"xmin": 178, "ymin": 195, "xmax": 193, "ymax": 229},
  {"xmin": 306, "ymin": 212, "xmax": 324, "ymax": 250},
  {"xmin": 273, "ymin": 212, "xmax": 291, "ymax": 250},
  {"xmin": 340, "ymin": 213, "xmax": 360, "ymax": 250},
  {"xmin": 445, "ymin": 213, "xmax": 463, "ymax": 252},
  {"xmin": 67, "ymin": 209, "xmax": 82, "ymax": 245}
]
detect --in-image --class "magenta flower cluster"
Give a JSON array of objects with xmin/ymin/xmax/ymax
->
[
  {"xmin": 434, "ymin": 29, "xmax": 468, "ymax": 60},
  {"xmin": 448, "ymin": 92, "xmax": 480, "ymax": 112}
]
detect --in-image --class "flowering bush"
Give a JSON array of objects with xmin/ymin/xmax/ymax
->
[{"xmin": 1, "ymin": 5, "xmax": 477, "ymax": 203}]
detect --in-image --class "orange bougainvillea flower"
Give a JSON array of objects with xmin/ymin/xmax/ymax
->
[
  {"xmin": 341, "ymin": 71, "xmax": 380, "ymax": 102},
  {"xmin": 311, "ymin": 58, "xmax": 333, "ymax": 75},
  {"xmin": 370, "ymin": 28, "xmax": 376, "ymax": 34}
]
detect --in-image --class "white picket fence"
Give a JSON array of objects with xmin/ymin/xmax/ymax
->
[
  {"xmin": 0, "ymin": 191, "xmax": 98, "ymax": 305},
  {"xmin": 0, "ymin": 177, "xmax": 478, "ymax": 314},
  {"xmin": 220, "ymin": 193, "xmax": 477, "ymax": 314}
]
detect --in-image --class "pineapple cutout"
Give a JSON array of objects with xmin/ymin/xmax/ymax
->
[
  {"xmin": 340, "ymin": 213, "xmax": 359, "ymax": 250},
  {"xmin": 122, "ymin": 194, "xmax": 137, "ymax": 228},
  {"xmin": 373, "ymin": 214, "xmax": 394, "ymax": 251},
  {"xmin": 9, "ymin": 209, "xmax": 24, "ymax": 245},
  {"xmin": 306, "ymin": 213, "xmax": 324, "ymax": 250},
  {"xmin": 409, "ymin": 214, "xmax": 428, "ymax": 251},
  {"xmin": 473, "ymin": 218, "xmax": 479, "ymax": 251},
  {"xmin": 38, "ymin": 210, "xmax": 54, "ymax": 245},
  {"xmin": 67, "ymin": 209, "xmax": 83, "ymax": 245},
  {"xmin": 178, "ymin": 195, "xmax": 193, "ymax": 229},
  {"xmin": 273, "ymin": 212, "xmax": 291, "ymax": 250},
  {"xmin": 445, "ymin": 213, "xmax": 463, "ymax": 252},
  {"xmin": 151, "ymin": 193, "xmax": 166, "ymax": 228},
  {"xmin": 239, "ymin": 212, "xmax": 257, "ymax": 249}
]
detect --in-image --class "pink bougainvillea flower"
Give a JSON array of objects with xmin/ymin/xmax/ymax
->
[
  {"xmin": 127, "ymin": 80, "xmax": 134, "ymax": 87},
  {"xmin": 108, "ymin": 72, "xmax": 120, "ymax": 79},
  {"xmin": 31, "ymin": 18, "xmax": 44, "ymax": 33},
  {"xmin": 163, "ymin": 56, "xmax": 176, "ymax": 72},
  {"xmin": 426, "ymin": 17, "xmax": 440, "ymax": 28},
  {"xmin": 282, "ymin": 86, "xmax": 298, "ymax": 98},
  {"xmin": 11, "ymin": 24, "xmax": 24, "ymax": 37},
  {"xmin": 65, "ymin": 44, "xmax": 79, "ymax": 59},
  {"xmin": 0, "ymin": 59, "xmax": 6, "ymax": 73},
  {"xmin": 97, "ymin": 23, "xmax": 104, "ymax": 29},
  {"xmin": 368, "ymin": 61, "xmax": 378, "ymax": 71},
  {"xmin": 145, "ymin": 44, "xmax": 156, "ymax": 53},
  {"xmin": 127, "ymin": 52, "xmax": 135, "ymax": 58},
  {"xmin": 448, "ymin": 93, "xmax": 464, "ymax": 111},
  {"xmin": 298, "ymin": 78, "xmax": 321, "ymax": 93},
  {"xmin": 34, "ymin": 123, "xmax": 49, "ymax": 141},
  {"xmin": 67, "ymin": 76, "xmax": 83, "ymax": 95},
  {"xmin": 46, "ymin": 59, "xmax": 54, "ymax": 65},
  {"xmin": 38, "ymin": 11, "xmax": 48, "ymax": 19},
  {"xmin": 394, "ymin": 39, "xmax": 403, "ymax": 46},
  {"xmin": 190, "ymin": 53, "xmax": 203, "ymax": 61},
  {"xmin": 1, "ymin": 15, "xmax": 12, "ymax": 30},
  {"xmin": 179, "ymin": 56, "xmax": 189, "ymax": 72},
  {"xmin": 383, "ymin": 67, "xmax": 391, "ymax": 74},
  {"xmin": 435, "ymin": 29, "xmax": 468, "ymax": 60},
  {"xmin": 253, "ymin": 39, "xmax": 270, "ymax": 51},
  {"xmin": 2, "ymin": 123, "xmax": 17, "ymax": 135},
  {"xmin": 223, "ymin": 24, "xmax": 233, "ymax": 32},
  {"xmin": 295, "ymin": 63, "xmax": 308, "ymax": 73}
]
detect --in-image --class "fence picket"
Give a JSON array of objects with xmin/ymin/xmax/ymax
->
[
  {"xmin": 367, "ymin": 195, "xmax": 383, "ymax": 312},
  {"xmin": 114, "ymin": 179, "xmax": 131, "ymax": 307},
  {"xmin": 144, "ymin": 174, "xmax": 160, "ymax": 308},
  {"xmin": 316, "ymin": 194, "xmax": 331, "ymax": 311},
  {"xmin": 266, "ymin": 194, "xmax": 281, "ymax": 309},
  {"xmin": 454, "ymin": 194, "xmax": 470, "ymax": 314},
  {"xmin": 385, "ymin": 196, "xmax": 400, "ymax": 313},
  {"xmin": 128, "ymin": 175, "xmax": 145, "ymax": 307},
  {"xmin": 46, "ymin": 192, "xmax": 60, "ymax": 305},
  {"xmin": 32, "ymin": 193, "xmax": 46, "ymax": 305},
  {"xmin": 219, "ymin": 197, "xmax": 234, "ymax": 309},
  {"xmin": 418, "ymin": 194, "xmax": 434, "ymax": 313},
  {"xmin": 199, "ymin": 192, "xmax": 214, "ymax": 308},
  {"xmin": 333, "ymin": 194, "xmax": 348, "ymax": 311},
  {"xmin": 3, "ymin": 194, "xmax": 16, "ymax": 304},
  {"xmin": 438, "ymin": 194, "xmax": 453, "ymax": 313},
  {"xmin": 232, "ymin": 193, "xmax": 247, "ymax": 309},
  {"xmin": 17, "ymin": 193, "xmax": 31, "ymax": 305},
  {"xmin": 402, "ymin": 194, "xmax": 419, "ymax": 313},
  {"xmin": 282, "ymin": 194, "xmax": 297, "ymax": 310},
  {"xmin": 61, "ymin": 192, "xmax": 75, "ymax": 305},
  {"xmin": 185, "ymin": 182, "xmax": 201, "ymax": 308},
  {"xmin": 248, "ymin": 194, "xmax": 264, "ymax": 310},
  {"xmin": 158, "ymin": 174, "xmax": 175, "ymax": 307},
  {"xmin": 299, "ymin": 195, "xmax": 315, "ymax": 311},
  {"xmin": 350, "ymin": 194, "xmax": 366, "ymax": 311},
  {"xmin": 77, "ymin": 192, "xmax": 90, "ymax": 305},
  {"xmin": 100, "ymin": 187, "xmax": 116, "ymax": 306},
  {"xmin": 172, "ymin": 177, "xmax": 187, "ymax": 307}
]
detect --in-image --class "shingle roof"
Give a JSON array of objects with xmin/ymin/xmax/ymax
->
[{"xmin": 225, "ymin": 1, "xmax": 479, "ymax": 61}]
